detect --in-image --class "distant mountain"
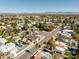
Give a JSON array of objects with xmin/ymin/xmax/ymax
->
[{"xmin": 0, "ymin": 12, "xmax": 79, "ymax": 16}]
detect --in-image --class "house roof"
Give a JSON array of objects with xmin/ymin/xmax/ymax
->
[
  {"xmin": 34, "ymin": 51, "xmax": 52, "ymax": 59},
  {"xmin": 0, "ymin": 37, "xmax": 7, "ymax": 45},
  {"xmin": 55, "ymin": 41, "xmax": 67, "ymax": 52},
  {"xmin": 34, "ymin": 55, "xmax": 41, "ymax": 59}
]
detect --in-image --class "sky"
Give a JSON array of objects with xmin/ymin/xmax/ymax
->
[{"xmin": 0, "ymin": 0, "xmax": 79, "ymax": 13}]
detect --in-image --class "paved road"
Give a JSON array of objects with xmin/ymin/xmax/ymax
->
[{"xmin": 15, "ymin": 27, "xmax": 60, "ymax": 59}]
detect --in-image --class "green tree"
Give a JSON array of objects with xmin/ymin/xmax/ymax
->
[
  {"xmin": 11, "ymin": 23, "xmax": 17, "ymax": 29},
  {"xmin": 72, "ymin": 34, "xmax": 79, "ymax": 58},
  {"xmin": 34, "ymin": 41, "xmax": 40, "ymax": 49},
  {"xmin": 44, "ymin": 37, "xmax": 56, "ymax": 50}
]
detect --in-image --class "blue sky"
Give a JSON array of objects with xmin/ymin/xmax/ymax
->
[{"xmin": 0, "ymin": 0, "xmax": 79, "ymax": 12}]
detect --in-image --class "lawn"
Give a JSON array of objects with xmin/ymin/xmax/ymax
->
[{"xmin": 64, "ymin": 51, "xmax": 74, "ymax": 59}]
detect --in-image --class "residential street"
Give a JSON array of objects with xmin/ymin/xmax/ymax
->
[{"xmin": 15, "ymin": 27, "xmax": 60, "ymax": 59}]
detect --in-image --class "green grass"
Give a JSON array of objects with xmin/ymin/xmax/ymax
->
[{"xmin": 64, "ymin": 51, "xmax": 74, "ymax": 59}]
